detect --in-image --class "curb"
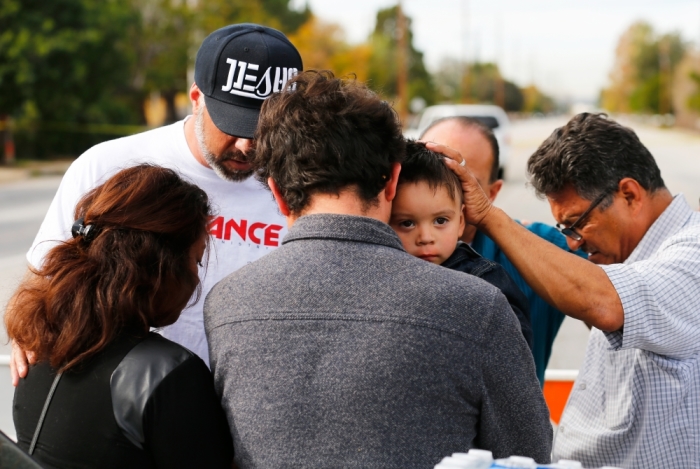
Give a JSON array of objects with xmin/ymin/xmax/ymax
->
[
  {"xmin": 0, "ymin": 169, "xmax": 30, "ymax": 185},
  {"xmin": 0, "ymin": 161, "xmax": 72, "ymax": 185}
]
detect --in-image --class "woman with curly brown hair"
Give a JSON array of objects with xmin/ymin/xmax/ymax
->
[{"xmin": 6, "ymin": 164, "xmax": 233, "ymax": 469}]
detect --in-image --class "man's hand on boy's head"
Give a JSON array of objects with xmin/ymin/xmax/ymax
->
[{"xmin": 424, "ymin": 141, "xmax": 494, "ymax": 227}]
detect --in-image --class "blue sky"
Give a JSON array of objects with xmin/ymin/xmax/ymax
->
[{"xmin": 292, "ymin": 0, "xmax": 700, "ymax": 102}]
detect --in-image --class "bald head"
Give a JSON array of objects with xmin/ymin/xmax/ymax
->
[
  {"xmin": 421, "ymin": 117, "xmax": 504, "ymax": 243},
  {"xmin": 422, "ymin": 118, "xmax": 502, "ymax": 192}
]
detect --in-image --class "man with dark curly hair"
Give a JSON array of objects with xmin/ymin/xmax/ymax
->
[
  {"xmin": 436, "ymin": 112, "xmax": 700, "ymax": 468},
  {"xmin": 204, "ymin": 71, "xmax": 551, "ymax": 468}
]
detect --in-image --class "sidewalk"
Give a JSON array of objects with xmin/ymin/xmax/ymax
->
[{"xmin": 0, "ymin": 161, "xmax": 72, "ymax": 185}]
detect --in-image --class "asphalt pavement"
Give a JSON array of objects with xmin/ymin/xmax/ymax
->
[
  {"xmin": 0, "ymin": 176, "xmax": 63, "ymax": 355},
  {"xmin": 0, "ymin": 175, "xmax": 63, "ymax": 438}
]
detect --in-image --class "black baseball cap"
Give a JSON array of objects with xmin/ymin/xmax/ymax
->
[{"xmin": 194, "ymin": 24, "xmax": 303, "ymax": 139}]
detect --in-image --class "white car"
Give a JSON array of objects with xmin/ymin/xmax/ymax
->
[{"xmin": 404, "ymin": 104, "xmax": 511, "ymax": 179}]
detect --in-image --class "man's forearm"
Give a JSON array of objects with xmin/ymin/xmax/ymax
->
[{"xmin": 478, "ymin": 207, "xmax": 624, "ymax": 331}]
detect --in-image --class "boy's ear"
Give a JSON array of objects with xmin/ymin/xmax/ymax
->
[{"xmin": 458, "ymin": 203, "xmax": 466, "ymax": 237}]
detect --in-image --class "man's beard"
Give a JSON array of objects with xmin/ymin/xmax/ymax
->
[{"xmin": 194, "ymin": 106, "xmax": 254, "ymax": 182}]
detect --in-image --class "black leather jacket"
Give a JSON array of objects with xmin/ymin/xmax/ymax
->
[{"xmin": 14, "ymin": 332, "xmax": 233, "ymax": 469}]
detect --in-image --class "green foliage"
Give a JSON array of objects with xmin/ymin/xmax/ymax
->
[
  {"xmin": 687, "ymin": 71, "xmax": 700, "ymax": 112},
  {"xmin": 603, "ymin": 21, "xmax": 686, "ymax": 114},
  {"xmin": 193, "ymin": 0, "xmax": 308, "ymax": 39},
  {"xmin": 630, "ymin": 74, "xmax": 660, "ymax": 113},
  {"xmin": 287, "ymin": 16, "xmax": 371, "ymax": 82},
  {"xmin": 0, "ymin": 0, "xmax": 143, "ymax": 159},
  {"xmin": 464, "ymin": 62, "xmax": 523, "ymax": 111},
  {"xmin": 0, "ymin": 0, "xmax": 311, "ymax": 159},
  {"xmin": 433, "ymin": 59, "xmax": 525, "ymax": 111},
  {"xmin": 0, "ymin": 0, "xmax": 139, "ymax": 124},
  {"xmin": 522, "ymin": 85, "xmax": 555, "ymax": 114},
  {"xmin": 630, "ymin": 32, "xmax": 684, "ymax": 113},
  {"xmin": 366, "ymin": 5, "xmax": 436, "ymax": 105},
  {"xmin": 259, "ymin": 0, "xmax": 311, "ymax": 33}
]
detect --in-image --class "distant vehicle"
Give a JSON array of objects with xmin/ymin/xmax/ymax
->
[{"xmin": 404, "ymin": 104, "xmax": 512, "ymax": 179}]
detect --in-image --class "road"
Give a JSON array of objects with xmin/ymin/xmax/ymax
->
[
  {"xmin": 0, "ymin": 176, "xmax": 62, "ymax": 438},
  {"xmin": 0, "ymin": 116, "xmax": 698, "ymax": 438},
  {"xmin": 0, "ymin": 177, "xmax": 63, "ymax": 353}
]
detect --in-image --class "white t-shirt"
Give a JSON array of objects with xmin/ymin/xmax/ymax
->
[{"xmin": 27, "ymin": 119, "xmax": 286, "ymax": 365}]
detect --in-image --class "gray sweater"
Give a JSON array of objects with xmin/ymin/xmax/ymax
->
[{"xmin": 205, "ymin": 214, "xmax": 552, "ymax": 468}]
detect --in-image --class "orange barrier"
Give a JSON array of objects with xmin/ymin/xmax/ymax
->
[{"xmin": 543, "ymin": 369, "xmax": 578, "ymax": 425}]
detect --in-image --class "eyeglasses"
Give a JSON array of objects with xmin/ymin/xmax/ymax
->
[{"xmin": 555, "ymin": 192, "xmax": 609, "ymax": 241}]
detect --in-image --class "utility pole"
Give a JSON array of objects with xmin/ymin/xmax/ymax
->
[
  {"xmin": 396, "ymin": 0, "xmax": 408, "ymax": 124},
  {"xmin": 659, "ymin": 36, "xmax": 671, "ymax": 115},
  {"xmin": 459, "ymin": 0, "xmax": 469, "ymax": 103},
  {"xmin": 494, "ymin": 14, "xmax": 505, "ymax": 109},
  {"xmin": 1, "ymin": 116, "xmax": 15, "ymax": 165},
  {"xmin": 467, "ymin": 29, "xmax": 481, "ymax": 103}
]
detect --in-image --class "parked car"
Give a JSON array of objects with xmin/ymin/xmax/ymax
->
[{"xmin": 404, "ymin": 104, "xmax": 511, "ymax": 179}]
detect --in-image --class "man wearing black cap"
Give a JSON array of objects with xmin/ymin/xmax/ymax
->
[
  {"xmin": 11, "ymin": 24, "xmax": 303, "ymax": 381},
  {"xmin": 189, "ymin": 23, "xmax": 301, "ymax": 180}
]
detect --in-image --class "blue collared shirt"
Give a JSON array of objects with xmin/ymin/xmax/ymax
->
[
  {"xmin": 442, "ymin": 242, "xmax": 533, "ymax": 351},
  {"xmin": 473, "ymin": 222, "xmax": 587, "ymax": 385}
]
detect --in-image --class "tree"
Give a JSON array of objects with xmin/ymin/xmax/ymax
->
[
  {"xmin": 0, "ymin": 0, "xmax": 141, "ymax": 159},
  {"xmin": 433, "ymin": 59, "xmax": 524, "ymax": 111},
  {"xmin": 259, "ymin": 0, "xmax": 310, "ymax": 33},
  {"xmin": 0, "ymin": 0, "xmax": 315, "ymax": 159},
  {"xmin": 0, "ymin": 0, "xmax": 139, "ymax": 125},
  {"xmin": 522, "ymin": 85, "xmax": 555, "ymax": 114},
  {"xmin": 366, "ymin": 5, "xmax": 436, "ymax": 107},
  {"xmin": 669, "ymin": 50, "xmax": 700, "ymax": 128},
  {"xmin": 136, "ymin": 0, "xmax": 309, "ymax": 124},
  {"xmin": 194, "ymin": 0, "xmax": 307, "ymax": 40},
  {"xmin": 602, "ymin": 21, "xmax": 686, "ymax": 114},
  {"xmin": 125, "ymin": 0, "xmax": 194, "ymax": 124},
  {"xmin": 288, "ymin": 16, "xmax": 371, "ymax": 81},
  {"xmin": 464, "ymin": 62, "xmax": 523, "ymax": 111},
  {"xmin": 686, "ymin": 70, "xmax": 700, "ymax": 112}
]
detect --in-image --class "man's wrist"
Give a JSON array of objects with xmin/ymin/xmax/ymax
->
[{"xmin": 475, "ymin": 204, "xmax": 506, "ymax": 235}]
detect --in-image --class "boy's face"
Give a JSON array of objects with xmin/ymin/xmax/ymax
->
[{"xmin": 389, "ymin": 181, "xmax": 465, "ymax": 265}]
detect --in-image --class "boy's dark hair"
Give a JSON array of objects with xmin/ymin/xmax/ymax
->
[
  {"xmin": 421, "ymin": 116, "xmax": 500, "ymax": 183},
  {"xmin": 399, "ymin": 140, "xmax": 463, "ymax": 204},
  {"xmin": 254, "ymin": 70, "xmax": 405, "ymax": 215},
  {"xmin": 528, "ymin": 113, "xmax": 666, "ymax": 206}
]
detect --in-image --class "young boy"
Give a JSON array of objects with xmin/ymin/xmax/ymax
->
[{"xmin": 390, "ymin": 140, "xmax": 533, "ymax": 349}]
